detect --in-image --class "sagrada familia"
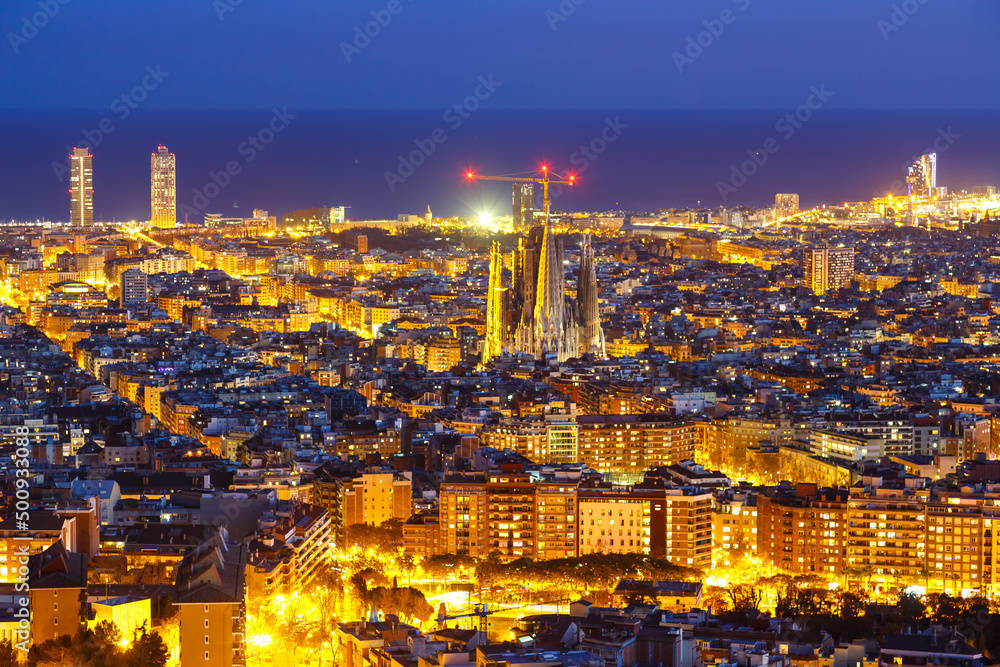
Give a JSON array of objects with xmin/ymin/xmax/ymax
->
[{"xmin": 483, "ymin": 220, "xmax": 605, "ymax": 364}]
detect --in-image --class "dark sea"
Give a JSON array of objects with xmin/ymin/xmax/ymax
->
[{"xmin": 1, "ymin": 109, "xmax": 998, "ymax": 223}]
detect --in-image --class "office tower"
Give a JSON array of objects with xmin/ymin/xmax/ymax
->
[
  {"xmin": 483, "ymin": 241, "xmax": 507, "ymax": 364},
  {"xmin": 775, "ymin": 193, "xmax": 799, "ymax": 212},
  {"xmin": 513, "ymin": 183, "xmax": 534, "ymax": 228},
  {"xmin": 906, "ymin": 153, "xmax": 937, "ymax": 200},
  {"xmin": 803, "ymin": 245, "xmax": 855, "ymax": 295},
  {"xmin": 120, "ymin": 268, "xmax": 148, "ymax": 308},
  {"xmin": 150, "ymin": 145, "xmax": 176, "ymax": 227},
  {"xmin": 69, "ymin": 147, "xmax": 93, "ymax": 227}
]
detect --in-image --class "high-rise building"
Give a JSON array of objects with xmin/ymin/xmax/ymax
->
[
  {"xmin": 120, "ymin": 268, "xmax": 148, "ymax": 308},
  {"xmin": 907, "ymin": 153, "xmax": 937, "ymax": 200},
  {"xmin": 513, "ymin": 183, "xmax": 533, "ymax": 228},
  {"xmin": 69, "ymin": 147, "xmax": 93, "ymax": 227},
  {"xmin": 775, "ymin": 193, "xmax": 799, "ymax": 212},
  {"xmin": 803, "ymin": 245, "xmax": 854, "ymax": 295},
  {"xmin": 150, "ymin": 145, "xmax": 176, "ymax": 227}
]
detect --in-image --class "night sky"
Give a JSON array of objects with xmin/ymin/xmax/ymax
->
[{"xmin": 1, "ymin": 0, "xmax": 997, "ymax": 111}]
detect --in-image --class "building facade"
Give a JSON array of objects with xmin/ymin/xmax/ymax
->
[
  {"xmin": 69, "ymin": 148, "xmax": 94, "ymax": 227},
  {"xmin": 151, "ymin": 144, "xmax": 176, "ymax": 227}
]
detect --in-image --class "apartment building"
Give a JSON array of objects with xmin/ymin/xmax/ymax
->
[
  {"xmin": 175, "ymin": 530, "xmax": 248, "ymax": 667},
  {"xmin": 343, "ymin": 471, "xmax": 412, "ymax": 527},
  {"xmin": 846, "ymin": 476, "xmax": 929, "ymax": 596},
  {"xmin": 756, "ymin": 484, "xmax": 847, "ymax": 576}
]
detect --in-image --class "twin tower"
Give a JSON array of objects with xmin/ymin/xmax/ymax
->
[{"xmin": 483, "ymin": 220, "xmax": 605, "ymax": 364}]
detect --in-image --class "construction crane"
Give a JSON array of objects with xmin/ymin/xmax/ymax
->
[
  {"xmin": 464, "ymin": 165, "xmax": 576, "ymax": 223},
  {"xmin": 436, "ymin": 602, "xmax": 496, "ymax": 635}
]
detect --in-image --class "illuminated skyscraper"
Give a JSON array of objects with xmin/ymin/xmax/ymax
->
[
  {"xmin": 804, "ymin": 245, "xmax": 854, "ymax": 295},
  {"xmin": 775, "ymin": 193, "xmax": 799, "ymax": 212},
  {"xmin": 151, "ymin": 145, "xmax": 176, "ymax": 227},
  {"xmin": 69, "ymin": 147, "xmax": 93, "ymax": 227},
  {"xmin": 906, "ymin": 153, "xmax": 937, "ymax": 200},
  {"xmin": 513, "ymin": 183, "xmax": 534, "ymax": 228}
]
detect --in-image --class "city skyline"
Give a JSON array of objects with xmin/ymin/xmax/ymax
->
[{"xmin": 2, "ymin": 2, "xmax": 1000, "ymax": 666}]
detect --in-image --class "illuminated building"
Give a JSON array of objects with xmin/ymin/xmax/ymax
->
[
  {"xmin": 756, "ymin": 484, "xmax": 847, "ymax": 575},
  {"xmin": 712, "ymin": 490, "xmax": 757, "ymax": 567},
  {"xmin": 513, "ymin": 183, "xmax": 533, "ymax": 228},
  {"xmin": 151, "ymin": 144, "xmax": 176, "ymax": 227},
  {"xmin": 46, "ymin": 281, "xmax": 108, "ymax": 309},
  {"xmin": 662, "ymin": 486, "xmax": 713, "ymax": 569},
  {"xmin": 27, "ymin": 540, "xmax": 88, "ymax": 645},
  {"xmin": 174, "ymin": 530, "xmax": 247, "ymax": 667},
  {"xmin": 479, "ymin": 416, "xmax": 547, "ymax": 461},
  {"xmin": 907, "ymin": 152, "xmax": 937, "ymax": 200},
  {"xmin": 577, "ymin": 482, "xmax": 667, "ymax": 556},
  {"xmin": 402, "ymin": 510, "xmax": 440, "ymax": 558},
  {"xmin": 846, "ymin": 477, "xmax": 928, "ymax": 596},
  {"xmin": 576, "ymin": 236, "xmax": 605, "ymax": 356},
  {"xmin": 0, "ymin": 512, "xmax": 76, "ymax": 582},
  {"xmin": 926, "ymin": 490, "xmax": 985, "ymax": 595},
  {"xmin": 803, "ymin": 245, "xmax": 854, "ymax": 295},
  {"xmin": 120, "ymin": 268, "xmax": 148, "ymax": 308},
  {"xmin": 343, "ymin": 471, "xmax": 412, "ymax": 527},
  {"xmin": 576, "ymin": 415, "xmax": 696, "ymax": 481},
  {"xmin": 510, "ymin": 227, "xmax": 603, "ymax": 362},
  {"xmin": 775, "ymin": 193, "xmax": 799, "ymax": 212},
  {"xmin": 245, "ymin": 503, "xmax": 332, "ymax": 599},
  {"xmin": 69, "ymin": 147, "xmax": 94, "ymax": 227},
  {"xmin": 438, "ymin": 471, "xmax": 576, "ymax": 561},
  {"xmin": 482, "ymin": 241, "xmax": 507, "ymax": 364}
]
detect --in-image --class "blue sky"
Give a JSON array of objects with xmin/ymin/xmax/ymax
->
[{"xmin": 0, "ymin": 0, "xmax": 996, "ymax": 109}]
